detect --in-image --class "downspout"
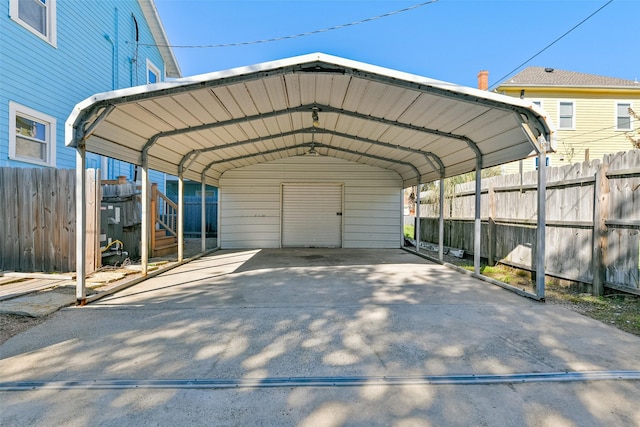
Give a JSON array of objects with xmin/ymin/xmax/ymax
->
[
  {"xmin": 101, "ymin": 34, "xmax": 115, "ymax": 178},
  {"xmin": 114, "ymin": 8, "xmax": 119, "ymax": 88},
  {"xmin": 101, "ymin": 7, "xmax": 118, "ymax": 180},
  {"xmin": 104, "ymin": 34, "xmax": 116, "ymax": 90},
  {"xmin": 131, "ymin": 14, "xmax": 139, "ymax": 86}
]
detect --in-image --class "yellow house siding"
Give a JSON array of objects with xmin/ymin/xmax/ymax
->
[{"xmin": 497, "ymin": 87, "xmax": 639, "ymax": 174}]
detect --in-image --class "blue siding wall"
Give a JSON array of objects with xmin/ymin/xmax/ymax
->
[{"xmin": 1, "ymin": 1, "xmax": 169, "ymax": 190}]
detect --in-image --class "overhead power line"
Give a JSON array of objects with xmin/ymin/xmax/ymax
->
[
  {"xmin": 135, "ymin": 0, "xmax": 439, "ymax": 49},
  {"xmin": 489, "ymin": 0, "xmax": 614, "ymax": 89}
]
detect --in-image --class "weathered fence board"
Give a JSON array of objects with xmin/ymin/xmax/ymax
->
[
  {"xmin": 0, "ymin": 168, "xmax": 99, "ymax": 273},
  {"xmin": 418, "ymin": 149, "xmax": 640, "ymax": 293}
]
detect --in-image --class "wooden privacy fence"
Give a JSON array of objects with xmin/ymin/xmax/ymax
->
[
  {"xmin": 0, "ymin": 168, "xmax": 100, "ymax": 273},
  {"xmin": 418, "ymin": 149, "xmax": 640, "ymax": 294}
]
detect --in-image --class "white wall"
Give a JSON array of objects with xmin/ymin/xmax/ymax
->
[{"xmin": 219, "ymin": 156, "xmax": 402, "ymax": 249}]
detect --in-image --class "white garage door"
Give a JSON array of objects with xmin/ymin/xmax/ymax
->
[{"xmin": 282, "ymin": 184, "xmax": 342, "ymax": 247}]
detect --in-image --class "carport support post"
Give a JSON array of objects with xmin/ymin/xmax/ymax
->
[
  {"xmin": 439, "ymin": 176, "xmax": 445, "ymax": 262},
  {"xmin": 415, "ymin": 182, "xmax": 421, "ymax": 252},
  {"xmin": 75, "ymin": 144, "xmax": 86, "ymax": 305},
  {"xmin": 217, "ymin": 189, "xmax": 222, "ymax": 248},
  {"xmin": 536, "ymin": 147, "xmax": 547, "ymax": 299},
  {"xmin": 201, "ymin": 176, "xmax": 206, "ymax": 253},
  {"xmin": 141, "ymin": 160, "xmax": 149, "ymax": 276},
  {"xmin": 474, "ymin": 160, "xmax": 482, "ymax": 275},
  {"xmin": 178, "ymin": 173, "xmax": 184, "ymax": 262}
]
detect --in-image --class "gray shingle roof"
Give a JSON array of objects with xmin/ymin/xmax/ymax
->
[{"xmin": 499, "ymin": 67, "xmax": 640, "ymax": 88}]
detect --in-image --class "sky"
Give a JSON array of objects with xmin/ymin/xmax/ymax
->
[{"xmin": 153, "ymin": 0, "xmax": 639, "ymax": 89}]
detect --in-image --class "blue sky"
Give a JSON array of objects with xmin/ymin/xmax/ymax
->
[{"xmin": 154, "ymin": 0, "xmax": 639, "ymax": 88}]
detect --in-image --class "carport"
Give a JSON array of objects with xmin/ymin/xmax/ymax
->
[{"xmin": 66, "ymin": 52, "xmax": 554, "ymax": 304}]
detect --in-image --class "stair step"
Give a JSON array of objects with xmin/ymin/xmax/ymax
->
[
  {"xmin": 155, "ymin": 235, "xmax": 177, "ymax": 245},
  {"xmin": 153, "ymin": 242, "xmax": 177, "ymax": 257},
  {"xmin": 155, "ymin": 229, "xmax": 175, "ymax": 239},
  {"xmin": 153, "ymin": 247, "xmax": 177, "ymax": 257}
]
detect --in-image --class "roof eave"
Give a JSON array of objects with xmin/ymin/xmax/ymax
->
[
  {"xmin": 137, "ymin": 0, "xmax": 181, "ymax": 78},
  {"xmin": 496, "ymin": 84, "xmax": 640, "ymax": 91}
]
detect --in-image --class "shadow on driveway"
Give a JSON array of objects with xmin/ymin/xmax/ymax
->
[{"xmin": 2, "ymin": 249, "xmax": 640, "ymax": 426}]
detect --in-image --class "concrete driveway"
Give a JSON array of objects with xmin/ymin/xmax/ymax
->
[{"xmin": 2, "ymin": 248, "xmax": 639, "ymax": 426}]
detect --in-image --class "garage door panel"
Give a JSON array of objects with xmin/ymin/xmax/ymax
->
[{"xmin": 282, "ymin": 184, "xmax": 342, "ymax": 247}]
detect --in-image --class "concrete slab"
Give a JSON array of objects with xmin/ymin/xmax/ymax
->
[
  {"xmin": 1, "ymin": 249, "xmax": 639, "ymax": 426},
  {"xmin": 0, "ymin": 278, "xmax": 71, "ymax": 301},
  {"xmin": 0, "ymin": 290, "xmax": 75, "ymax": 317}
]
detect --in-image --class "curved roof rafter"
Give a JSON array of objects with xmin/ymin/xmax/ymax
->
[{"xmin": 202, "ymin": 142, "xmax": 422, "ymax": 184}]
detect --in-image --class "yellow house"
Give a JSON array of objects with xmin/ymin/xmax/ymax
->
[{"xmin": 495, "ymin": 67, "xmax": 640, "ymax": 173}]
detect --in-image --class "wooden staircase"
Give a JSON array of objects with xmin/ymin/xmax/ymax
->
[{"xmin": 150, "ymin": 183, "xmax": 178, "ymax": 257}]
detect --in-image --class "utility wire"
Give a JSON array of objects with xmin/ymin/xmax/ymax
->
[
  {"xmin": 133, "ymin": 0, "xmax": 439, "ymax": 49},
  {"xmin": 561, "ymin": 123, "xmax": 619, "ymax": 141},
  {"xmin": 488, "ymin": 0, "xmax": 614, "ymax": 89}
]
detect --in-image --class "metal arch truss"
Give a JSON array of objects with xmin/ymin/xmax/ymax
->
[
  {"xmin": 138, "ymin": 102, "xmax": 487, "ymax": 180},
  {"xmin": 175, "ymin": 127, "xmax": 447, "ymax": 185},
  {"xmin": 202, "ymin": 141, "xmax": 422, "ymax": 185}
]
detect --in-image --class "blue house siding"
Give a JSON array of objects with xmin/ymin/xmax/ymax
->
[{"xmin": 1, "ymin": 0, "xmax": 173, "ymax": 191}]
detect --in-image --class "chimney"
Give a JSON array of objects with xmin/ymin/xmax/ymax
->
[{"xmin": 477, "ymin": 70, "xmax": 489, "ymax": 90}]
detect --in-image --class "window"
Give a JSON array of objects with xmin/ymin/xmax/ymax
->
[
  {"xmin": 9, "ymin": 0, "xmax": 57, "ymax": 46},
  {"xmin": 616, "ymin": 102, "xmax": 632, "ymax": 130},
  {"xmin": 146, "ymin": 60, "xmax": 161, "ymax": 84},
  {"xmin": 9, "ymin": 102, "xmax": 56, "ymax": 167},
  {"xmin": 558, "ymin": 101, "xmax": 575, "ymax": 130}
]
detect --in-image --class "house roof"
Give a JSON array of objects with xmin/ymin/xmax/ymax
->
[
  {"xmin": 138, "ymin": 0, "xmax": 181, "ymax": 78},
  {"xmin": 499, "ymin": 67, "xmax": 640, "ymax": 89},
  {"xmin": 66, "ymin": 53, "xmax": 553, "ymax": 187}
]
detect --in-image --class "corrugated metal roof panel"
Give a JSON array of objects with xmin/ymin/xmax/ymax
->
[{"xmin": 67, "ymin": 53, "xmax": 554, "ymax": 187}]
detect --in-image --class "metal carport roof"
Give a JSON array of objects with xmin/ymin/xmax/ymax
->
[
  {"xmin": 66, "ymin": 52, "xmax": 554, "ymax": 305},
  {"xmin": 66, "ymin": 52, "xmax": 554, "ymax": 188}
]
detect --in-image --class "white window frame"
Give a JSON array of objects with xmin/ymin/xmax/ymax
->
[
  {"xmin": 615, "ymin": 101, "xmax": 634, "ymax": 131},
  {"xmin": 9, "ymin": 101, "xmax": 56, "ymax": 167},
  {"xmin": 146, "ymin": 59, "xmax": 161, "ymax": 84},
  {"xmin": 9, "ymin": 0, "xmax": 57, "ymax": 47},
  {"xmin": 558, "ymin": 100, "xmax": 575, "ymax": 130}
]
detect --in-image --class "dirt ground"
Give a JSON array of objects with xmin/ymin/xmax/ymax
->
[
  {"xmin": 0, "ymin": 314, "xmax": 49, "ymax": 345},
  {"xmin": 445, "ymin": 257, "xmax": 640, "ymax": 338}
]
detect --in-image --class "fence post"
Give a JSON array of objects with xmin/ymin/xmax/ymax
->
[{"xmin": 592, "ymin": 163, "xmax": 609, "ymax": 296}]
